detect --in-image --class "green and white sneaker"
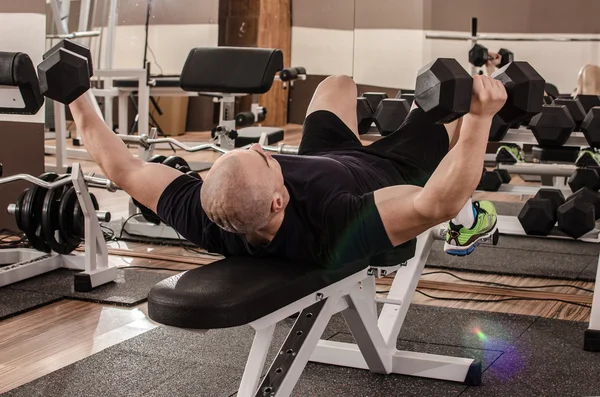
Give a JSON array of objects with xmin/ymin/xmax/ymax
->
[
  {"xmin": 495, "ymin": 143, "xmax": 525, "ymax": 164},
  {"xmin": 575, "ymin": 147, "xmax": 600, "ymax": 168},
  {"xmin": 444, "ymin": 200, "xmax": 499, "ymax": 256}
]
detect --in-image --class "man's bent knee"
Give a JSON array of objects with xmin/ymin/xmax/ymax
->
[{"xmin": 316, "ymin": 75, "xmax": 357, "ymax": 94}]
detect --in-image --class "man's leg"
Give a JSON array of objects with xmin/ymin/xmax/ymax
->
[
  {"xmin": 298, "ymin": 75, "xmax": 363, "ymax": 155},
  {"xmin": 306, "ymin": 75, "xmax": 360, "ymax": 139}
]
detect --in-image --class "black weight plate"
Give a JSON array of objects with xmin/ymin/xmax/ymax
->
[
  {"xmin": 72, "ymin": 192, "xmax": 100, "ymax": 239},
  {"xmin": 58, "ymin": 186, "xmax": 83, "ymax": 246},
  {"xmin": 21, "ymin": 172, "xmax": 59, "ymax": 252},
  {"xmin": 163, "ymin": 156, "xmax": 190, "ymax": 171},
  {"xmin": 14, "ymin": 189, "xmax": 28, "ymax": 233},
  {"xmin": 41, "ymin": 175, "xmax": 78, "ymax": 255},
  {"xmin": 148, "ymin": 154, "xmax": 167, "ymax": 164}
]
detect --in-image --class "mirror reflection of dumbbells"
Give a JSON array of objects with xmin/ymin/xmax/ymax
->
[
  {"xmin": 469, "ymin": 44, "xmax": 514, "ymax": 68},
  {"xmin": 357, "ymin": 91, "xmax": 414, "ymax": 136}
]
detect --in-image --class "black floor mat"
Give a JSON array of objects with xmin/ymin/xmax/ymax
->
[
  {"xmin": 4, "ymin": 305, "xmax": 597, "ymax": 397},
  {"xmin": 0, "ymin": 289, "xmax": 62, "ymax": 320},
  {"xmin": 4, "ymin": 268, "xmax": 173, "ymax": 307}
]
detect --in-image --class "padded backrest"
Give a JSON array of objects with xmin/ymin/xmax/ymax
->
[
  {"xmin": 0, "ymin": 52, "xmax": 44, "ymax": 115},
  {"xmin": 180, "ymin": 47, "xmax": 283, "ymax": 94}
]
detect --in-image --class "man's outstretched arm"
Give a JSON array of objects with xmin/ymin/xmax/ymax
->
[
  {"xmin": 69, "ymin": 94, "xmax": 183, "ymax": 212},
  {"xmin": 375, "ymin": 75, "xmax": 506, "ymax": 246}
]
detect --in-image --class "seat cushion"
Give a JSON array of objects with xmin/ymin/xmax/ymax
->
[
  {"xmin": 148, "ymin": 256, "xmax": 368, "ymax": 329},
  {"xmin": 180, "ymin": 47, "xmax": 283, "ymax": 94}
]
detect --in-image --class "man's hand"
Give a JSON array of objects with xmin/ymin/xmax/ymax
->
[
  {"xmin": 484, "ymin": 51, "xmax": 501, "ymax": 76},
  {"xmin": 469, "ymin": 75, "xmax": 507, "ymax": 119}
]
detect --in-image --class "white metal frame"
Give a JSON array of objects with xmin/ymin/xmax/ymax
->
[
  {"xmin": 0, "ymin": 164, "xmax": 116, "ymax": 291},
  {"xmin": 229, "ymin": 228, "xmax": 482, "ymax": 397}
]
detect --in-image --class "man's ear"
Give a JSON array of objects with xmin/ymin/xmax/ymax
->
[{"xmin": 272, "ymin": 194, "xmax": 284, "ymax": 213}]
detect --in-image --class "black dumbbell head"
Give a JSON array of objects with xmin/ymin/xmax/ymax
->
[
  {"xmin": 553, "ymin": 98, "xmax": 586, "ymax": 131},
  {"xmin": 469, "ymin": 44, "xmax": 488, "ymax": 67},
  {"xmin": 373, "ymin": 99, "xmax": 410, "ymax": 136},
  {"xmin": 529, "ymin": 105, "xmax": 575, "ymax": 146},
  {"xmin": 294, "ymin": 66, "xmax": 306, "ymax": 75},
  {"xmin": 489, "ymin": 114, "xmax": 510, "ymax": 141},
  {"xmin": 568, "ymin": 187, "xmax": 600, "ymax": 220},
  {"xmin": 568, "ymin": 168, "xmax": 600, "ymax": 192},
  {"xmin": 38, "ymin": 48, "xmax": 90, "ymax": 104},
  {"xmin": 357, "ymin": 97, "xmax": 374, "ymax": 134},
  {"xmin": 533, "ymin": 188, "xmax": 566, "ymax": 212},
  {"xmin": 361, "ymin": 92, "xmax": 388, "ymax": 112},
  {"xmin": 415, "ymin": 58, "xmax": 473, "ymax": 124},
  {"xmin": 496, "ymin": 168, "xmax": 512, "ymax": 184},
  {"xmin": 498, "ymin": 48, "xmax": 514, "ymax": 68},
  {"xmin": 492, "ymin": 61, "xmax": 545, "ymax": 124},
  {"xmin": 518, "ymin": 198, "xmax": 557, "ymax": 236},
  {"xmin": 581, "ymin": 107, "xmax": 600, "ymax": 148},
  {"xmin": 557, "ymin": 197, "xmax": 596, "ymax": 239},
  {"xmin": 575, "ymin": 95, "xmax": 600, "ymax": 114},
  {"xmin": 478, "ymin": 170, "xmax": 504, "ymax": 191},
  {"xmin": 43, "ymin": 39, "xmax": 93, "ymax": 77}
]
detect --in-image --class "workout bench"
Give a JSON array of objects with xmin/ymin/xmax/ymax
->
[{"xmin": 148, "ymin": 226, "xmax": 486, "ymax": 396}]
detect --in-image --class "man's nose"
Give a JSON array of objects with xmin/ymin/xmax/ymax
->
[{"xmin": 249, "ymin": 143, "xmax": 264, "ymax": 152}]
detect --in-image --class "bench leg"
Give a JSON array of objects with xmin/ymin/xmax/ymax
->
[
  {"xmin": 251, "ymin": 294, "xmax": 341, "ymax": 397},
  {"xmin": 237, "ymin": 324, "xmax": 276, "ymax": 397}
]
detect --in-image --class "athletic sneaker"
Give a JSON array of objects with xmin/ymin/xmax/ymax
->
[
  {"xmin": 575, "ymin": 147, "xmax": 600, "ymax": 168},
  {"xmin": 444, "ymin": 200, "xmax": 499, "ymax": 256},
  {"xmin": 495, "ymin": 143, "xmax": 525, "ymax": 164}
]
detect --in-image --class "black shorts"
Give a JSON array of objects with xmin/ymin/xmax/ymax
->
[{"xmin": 298, "ymin": 108, "xmax": 449, "ymax": 176}]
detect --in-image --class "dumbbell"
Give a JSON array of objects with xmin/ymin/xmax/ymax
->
[
  {"xmin": 553, "ymin": 98, "xmax": 586, "ymax": 131},
  {"xmin": 415, "ymin": 58, "xmax": 545, "ymax": 125},
  {"xmin": 477, "ymin": 168, "xmax": 511, "ymax": 191},
  {"xmin": 373, "ymin": 98, "xmax": 410, "ymax": 136},
  {"xmin": 581, "ymin": 107, "xmax": 600, "ymax": 148},
  {"xmin": 38, "ymin": 39, "xmax": 93, "ymax": 104},
  {"xmin": 518, "ymin": 188, "xmax": 565, "ymax": 236},
  {"xmin": 529, "ymin": 104, "xmax": 575, "ymax": 146},
  {"xmin": 568, "ymin": 167, "xmax": 600, "ymax": 192},
  {"xmin": 469, "ymin": 44, "xmax": 514, "ymax": 68},
  {"xmin": 575, "ymin": 95, "xmax": 600, "ymax": 114},
  {"xmin": 357, "ymin": 97, "xmax": 375, "ymax": 134},
  {"xmin": 557, "ymin": 187, "xmax": 600, "ymax": 239},
  {"xmin": 489, "ymin": 114, "xmax": 510, "ymax": 141},
  {"xmin": 357, "ymin": 92, "xmax": 388, "ymax": 134}
]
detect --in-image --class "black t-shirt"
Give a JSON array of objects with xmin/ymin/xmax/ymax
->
[{"xmin": 156, "ymin": 151, "xmax": 411, "ymax": 268}]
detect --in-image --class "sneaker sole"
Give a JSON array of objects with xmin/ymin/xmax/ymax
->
[{"xmin": 443, "ymin": 226, "xmax": 499, "ymax": 256}]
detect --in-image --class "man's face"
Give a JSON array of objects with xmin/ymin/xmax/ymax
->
[{"xmin": 235, "ymin": 144, "xmax": 283, "ymax": 189}]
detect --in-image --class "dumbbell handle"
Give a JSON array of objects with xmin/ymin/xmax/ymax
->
[
  {"xmin": 262, "ymin": 144, "xmax": 299, "ymax": 155},
  {"xmin": 6, "ymin": 203, "xmax": 111, "ymax": 223}
]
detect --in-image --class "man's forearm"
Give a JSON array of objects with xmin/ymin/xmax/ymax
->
[
  {"xmin": 415, "ymin": 114, "xmax": 491, "ymax": 219},
  {"xmin": 69, "ymin": 94, "xmax": 139, "ymax": 179}
]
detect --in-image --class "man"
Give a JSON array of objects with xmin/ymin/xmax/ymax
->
[{"xmin": 69, "ymin": 73, "xmax": 505, "ymax": 268}]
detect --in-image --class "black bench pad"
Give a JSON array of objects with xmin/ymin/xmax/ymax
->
[
  {"xmin": 180, "ymin": 47, "xmax": 283, "ymax": 94},
  {"xmin": 148, "ymin": 257, "xmax": 368, "ymax": 329},
  {"xmin": 148, "ymin": 241, "xmax": 416, "ymax": 329}
]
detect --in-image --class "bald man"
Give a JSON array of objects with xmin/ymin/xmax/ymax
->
[{"xmin": 69, "ymin": 75, "xmax": 503, "ymax": 268}]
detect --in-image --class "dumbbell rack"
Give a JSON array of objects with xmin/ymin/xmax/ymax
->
[{"xmin": 0, "ymin": 163, "xmax": 117, "ymax": 292}]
